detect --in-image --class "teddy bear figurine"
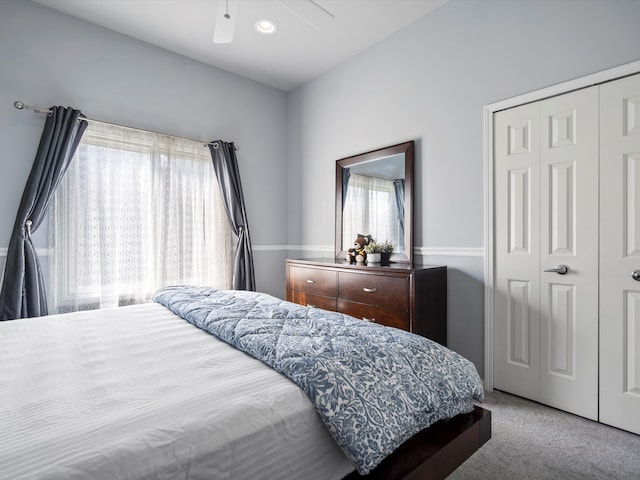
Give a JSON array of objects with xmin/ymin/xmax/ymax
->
[{"xmin": 346, "ymin": 234, "xmax": 373, "ymax": 264}]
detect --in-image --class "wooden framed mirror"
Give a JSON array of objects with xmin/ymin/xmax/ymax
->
[{"xmin": 335, "ymin": 141, "xmax": 414, "ymax": 264}]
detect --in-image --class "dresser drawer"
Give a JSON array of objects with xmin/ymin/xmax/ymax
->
[
  {"xmin": 338, "ymin": 300, "xmax": 409, "ymax": 330},
  {"xmin": 338, "ymin": 272, "xmax": 408, "ymax": 311},
  {"xmin": 288, "ymin": 266, "xmax": 337, "ymax": 297},
  {"xmin": 288, "ymin": 291, "xmax": 337, "ymax": 311}
]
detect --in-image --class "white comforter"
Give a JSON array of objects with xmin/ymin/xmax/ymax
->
[{"xmin": 0, "ymin": 303, "xmax": 354, "ymax": 480}]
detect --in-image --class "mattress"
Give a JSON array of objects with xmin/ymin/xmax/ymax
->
[{"xmin": 0, "ymin": 303, "xmax": 354, "ymax": 480}]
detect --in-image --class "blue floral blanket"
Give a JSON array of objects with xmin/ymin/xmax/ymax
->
[{"xmin": 153, "ymin": 286, "xmax": 483, "ymax": 475}]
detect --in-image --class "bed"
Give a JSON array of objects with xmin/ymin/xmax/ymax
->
[{"xmin": 0, "ymin": 287, "xmax": 490, "ymax": 479}]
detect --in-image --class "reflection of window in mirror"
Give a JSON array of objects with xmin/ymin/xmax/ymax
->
[{"xmin": 342, "ymin": 173, "xmax": 404, "ymax": 252}]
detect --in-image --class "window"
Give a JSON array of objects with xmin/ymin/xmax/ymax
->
[{"xmin": 49, "ymin": 121, "xmax": 233, "ymax": 313}]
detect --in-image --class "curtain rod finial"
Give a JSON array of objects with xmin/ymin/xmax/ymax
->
[{"xmin": 14, "ymin": 101, "xmax": 25, "ymax": 110}]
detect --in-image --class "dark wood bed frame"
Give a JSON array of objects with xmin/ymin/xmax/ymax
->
[{"xmin": 344, "ymin": 406, "xmax": 491, "ymax": 480}]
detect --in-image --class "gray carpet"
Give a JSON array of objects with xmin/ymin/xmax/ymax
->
[{"xmin": 448, "ymin": 391, "xmax": 640, "ymax": 479}]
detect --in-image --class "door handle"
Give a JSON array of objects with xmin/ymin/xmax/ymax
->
[
  {"xmin": 632, "ymin": 270, "xmax": 640, "ymax": 281},
  {"xmin": 544, "ymin": 264, "xmax": 569, "ymax": 275}
]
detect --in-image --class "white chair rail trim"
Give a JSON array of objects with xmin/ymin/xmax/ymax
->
[
  {"xmin": 262, "ymin": 245, "xmax": 484, "ymax": 256},
  {"xmin": 1, "ymin": 246, "xmax": 485, "ymax": 257},
  {"xmin": 415, "ymin": 247, "xmax": 484, "ymax": 257},
  {"xmin": 0, "ymin": 247, "xmax": 52, "ymax": 257}
]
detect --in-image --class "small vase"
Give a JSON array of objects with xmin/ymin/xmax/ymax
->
[
  {"xmin": 367, "ymin": 253, "xmax": 381, "ymax": 264},
  {"xmin": 380, "ymin": 252, "xmax": 391, "ymax": 265}
]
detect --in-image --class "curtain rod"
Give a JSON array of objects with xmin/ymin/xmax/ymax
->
[{"xmin": 13, "ymin": 101, "xmax": 238, "ymax": 151}]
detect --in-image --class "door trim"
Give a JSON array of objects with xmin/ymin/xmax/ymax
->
[{"xmin": 483, "ymin": 59, "xmax": 640, "ymax": 391}]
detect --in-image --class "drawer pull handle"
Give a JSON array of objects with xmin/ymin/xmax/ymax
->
[
  {"xmin": 362, "ymin": 317, "xmax": 376, "ymax": 323},
  {"xmin": 362, "ymin": 287, "xmax": 377, "ymax": 293},
  {"xmin": 306, "ymin": 279, "xmax": 316, "ymax": 284}
]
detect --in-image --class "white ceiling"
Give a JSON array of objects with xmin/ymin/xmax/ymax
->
[{"xmin": 32, "ymin": 0, "xmax": 448, "ymax": 92}]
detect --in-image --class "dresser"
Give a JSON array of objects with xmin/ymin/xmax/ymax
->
[{"xmin": 285, "ymin": 259, "xmax": 447, "ymax": 346}]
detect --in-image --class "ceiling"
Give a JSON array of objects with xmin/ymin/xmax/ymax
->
[{"xmin": 32, "ymin": 0, "xmax": 448, "ymax": 92}]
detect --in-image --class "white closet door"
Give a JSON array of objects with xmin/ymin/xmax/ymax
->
[
  {"xmin": 494, "ymin": 101, "xmax": 541, "ymax": 400},
  {"xmin": 600, "ymin": 73, "xmax": 640, "ymax": 435},
  {"xmin": 538, "ymin": 88, "xmax": 599, "ymax": 419},
  {"xmin": 494, "ymin": 88, "xmax": 599, "ymax": 419}
]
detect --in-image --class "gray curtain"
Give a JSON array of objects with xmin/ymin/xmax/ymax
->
[
  {"xmin": 208, "ymin": 140, "xmax": 255, "ymax": 291},
  {"xmin": 342, "ymin": 167, "xmax": 350, "ymax": 209},
  {"xmin": 394, "ymin": 179, "xmax": 405, "ymax": 239},
  {"xmin": 0, "ymin": 106, "xmax": 87, "ymax": 320}
]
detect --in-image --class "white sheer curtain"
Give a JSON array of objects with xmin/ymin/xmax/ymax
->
[
  {"xmin": 49, "ymin": 121, "xmax": 233, "ymax": 313},
  {"xmin": 342, "ymin": 173, "xmax": 401, "ymax": 249}
]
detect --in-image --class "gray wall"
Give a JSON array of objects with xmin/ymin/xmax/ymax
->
[
  {"xmin": 0, "ymin": 0, "xmax": 289, "ymax": 298},
  {"xmin": 287, "ymin": 0, "xmax": 640, "ymax": 375}
]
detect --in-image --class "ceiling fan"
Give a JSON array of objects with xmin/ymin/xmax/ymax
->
[{"xmin": 213, "ymin": 0, "xmax": 334, "ymax": 44}]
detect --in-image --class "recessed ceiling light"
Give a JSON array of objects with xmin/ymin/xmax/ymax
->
[{"xmin": 255, "ymin": 19, "xmax": 277, "ymax": 35}]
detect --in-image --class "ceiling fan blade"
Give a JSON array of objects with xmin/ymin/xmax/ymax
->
[
  {"xmin": 213, "ymin": 0, "xmax": 240, "ymax": 44},
  {"xmin": 276, "ymin": 0, "xmax": 334, "ymax": 32}
]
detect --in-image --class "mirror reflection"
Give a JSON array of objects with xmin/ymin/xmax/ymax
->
[{"xmin": 341, "ymin": 154, "xmax": 405, "ymax": 252}]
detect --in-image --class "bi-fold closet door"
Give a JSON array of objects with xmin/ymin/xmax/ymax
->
[
  {"xmin": 493, "ymin": 72, "xmax": 640, "ymax": 435},
  {"xmin": 599, "ymin": 74, "xmax": 640, "ymax": 434},
  {"xmin": 494, "ymin": 87, "xmax": 599, "ymax": 420}
]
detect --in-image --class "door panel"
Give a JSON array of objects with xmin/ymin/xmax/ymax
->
[
  {"xmin": 494, "ymin": 102, "xmax": 541, "ymax": 400},
  {"xmin": 549, "ymin": 162, "xmax": 575, "ymax": 255},
  {"xmin": 548, "ymin": 283, "xmax": 574, "ymax": 375},
  {"xmin": 600, "ymin": 73, "xmax": 640, "ymax": 435},
  {"xmin": 625, "ymin": 153, "xmax": 640, "ymax": 256},
  {"xmin": 508, "ymin": 168, "xmax": 531, "ymax": 254},
  {"xmin": 624, "ymin": 292, "xmax": 640, "ymax": 393},
  {"xmin": 507, "ymin": 279, "xmax": 532, "ymax": 367},
  {"xmin": 539, "ymin": 87, "xmax": 599, "ymax": 420}
]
